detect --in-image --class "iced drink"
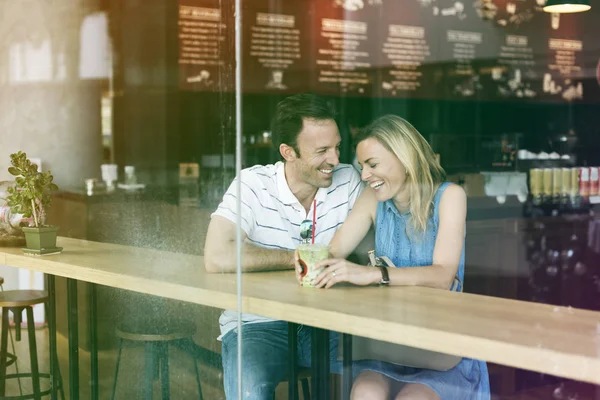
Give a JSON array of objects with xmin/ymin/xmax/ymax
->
[{"xmin": 297, "ymin": 243, "xmax": 330, "ymax": 288}]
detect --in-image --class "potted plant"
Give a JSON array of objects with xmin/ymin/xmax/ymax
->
[{"xmin": 5, "ymin": 151, "xmax": 61, "ymax": 254}]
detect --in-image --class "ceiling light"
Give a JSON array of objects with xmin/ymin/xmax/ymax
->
[{"xmin": 543, "ymin": 0, "xmax": 591, "ymax": 13}]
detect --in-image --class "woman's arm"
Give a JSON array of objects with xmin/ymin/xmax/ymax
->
[
  {"xmin": 384, "ymin": 184, "xmax": 466, "ymax": 289},
  {"xmin": 329, "ymin": 186, "xmax": 377, "ymax": 258},
  {"xmin": 312, "ymin": 184, "xmax": 466, "ymax": 289}
]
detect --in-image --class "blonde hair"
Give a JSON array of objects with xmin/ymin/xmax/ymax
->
[{"xmin": 356, "ymin": 115, "xmax": 446, "ymax": 233}]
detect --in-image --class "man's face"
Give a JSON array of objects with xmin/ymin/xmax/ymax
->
[{"xmin": 292, "ymin": 118, "xmax": 341, "ymax": 188}]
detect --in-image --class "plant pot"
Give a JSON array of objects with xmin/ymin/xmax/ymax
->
[{"xmin": 21, "ymin": 226, "xmax": 61, "ymax": 254}]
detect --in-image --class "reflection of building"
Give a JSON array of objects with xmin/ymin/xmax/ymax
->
[
  {"xmin": 434, "ymin": 2, "xmax": 467, "ymax": 20},
  {"xmin": 474, "ymin": 0, "xmax": 498, "ymax": 20},
  {"xmin": 551, "ymin": 12, "xmax": 560, "ymax": 30},
  {"xmin": 334, "ymin": 0, "xmax": 382, "ymax": 11},
  {"xmin": 474, "ymin": 0, "xmax": 540, "ymax": 27},
  {"xmin": 453, "ymin": 75, "xmax": 482, "ymax": 97},
  {"xmin": 79, "ymin": 12, "xmax": 111, "ymax": 79},
  {"xmin": 334, "ymin": 0, "xmax": 364, "ymax": 11},
  {"xmin": 265, "ymin": 70, "xmax": 287, "ymax": 90},
  {"xmin": 494, "ymin": 68, "xmax": 537, "ymax": 99},
  {"xmin": 543, "ymin": 73, "xmax": 561, "ymax": 94},
  {"xmin": 561, "ymin": 81, "xmax": 583, "ymax": 101},
  {"xmin": 417, "ymin": 0, "xmax": 436, "ymax": 6},
  {"xmin": 9, "ymin": 39, "xmax": 54, "ymax": 82},
  {"xmin": 186, "ymin": 70, "xmax": 214, "ymax": 88},
  {"xmin": 543, "ymin": 73, "xmax": 583, "ymax": 101}
]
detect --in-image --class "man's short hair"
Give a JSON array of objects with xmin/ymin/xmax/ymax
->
[{"xmin": 271, "ymin": 93, "xmax": 337, "ymax": 160}]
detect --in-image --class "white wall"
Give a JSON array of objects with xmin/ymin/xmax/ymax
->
[
  {"xmin": 0, "ymin": 0, "xmax": 105, "ymax": 322},
  {"xmin": 0, "ymin": 0, "xmax": 104, "ymax": 189}
]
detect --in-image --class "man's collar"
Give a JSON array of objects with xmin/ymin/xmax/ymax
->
[
  {"xmin": 276, "ymin": 162, "xmax": 299, "ymax": 205},
  {"xmin": 276, "ymin": 161, "xmax": 329, "ymax": 206}
]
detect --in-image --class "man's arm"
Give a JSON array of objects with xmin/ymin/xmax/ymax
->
[{"xmin": 204, "ymin": 216, "xmax": 294, "ymax": 273}]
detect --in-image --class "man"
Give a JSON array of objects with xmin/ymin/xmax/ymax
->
[{"xmin": 204, "ymin": 93, "xmax": 363, "ymax": 400}]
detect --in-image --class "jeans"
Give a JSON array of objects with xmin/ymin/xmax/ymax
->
[{"xmin": 221, "ymin": 321, "xmax": 339, "ymax": 400}]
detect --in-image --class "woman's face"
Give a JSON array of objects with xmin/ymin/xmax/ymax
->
[{"xmin": 356, "ymin": 137, "xmax": 407, "ymax": 203}]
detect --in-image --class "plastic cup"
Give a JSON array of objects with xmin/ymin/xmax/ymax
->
[{"xmin": 297, "ymin": 243, "xmax": 330, "ymax": 288}]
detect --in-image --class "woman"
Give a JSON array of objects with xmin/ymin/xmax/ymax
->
[{"xmin": 295, "ymin": 115, "xmax": 490, "ymax": 400}]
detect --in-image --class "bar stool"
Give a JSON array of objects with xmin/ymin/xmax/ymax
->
[
  {"xmin": 0, "ymin": 278, "xmax": 21, "ymax": 397},
  {"xmin": 281, "ymin": 368, "xmax": 311, "ymax": 400},
  {"xmin": 111, "ymin": 318, "xmax": 204, "ymax": 399},
  {"xmin": 0, "ymin": 290, "xmax": 63, "ymax": 399}
]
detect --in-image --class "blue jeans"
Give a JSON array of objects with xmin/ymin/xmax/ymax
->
[{"xmin": 221, "ymin": 321, "xmax": 339, "ymax": 400}]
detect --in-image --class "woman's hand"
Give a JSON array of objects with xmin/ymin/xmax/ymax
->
[{"xmin": 312, "ymin": 258, "xmax": 380, "ymax": 289}]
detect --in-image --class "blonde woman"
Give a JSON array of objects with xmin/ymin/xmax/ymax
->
[{"xmin": 295, "ymin": 115, "xmax": 490, "ymax": 399}]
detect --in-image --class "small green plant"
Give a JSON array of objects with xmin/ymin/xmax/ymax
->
[{"xmin": 5, "ymin": 151, "xmax": 58, "ymax": 228}]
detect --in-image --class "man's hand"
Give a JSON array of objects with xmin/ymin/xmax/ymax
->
[{"xmin": 294, "ymin": 250, "xmax": 306, "ymax": 285}]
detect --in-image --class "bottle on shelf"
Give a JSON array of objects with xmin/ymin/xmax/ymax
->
[
  {"xmin": 530, "ymin": 168, "xmax": 543, "ymax": 206},
  {"xmin": 552, "ymin": 167, "xmax": 562, "ymax": 205}
]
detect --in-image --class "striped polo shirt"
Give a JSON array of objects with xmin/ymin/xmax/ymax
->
[{"xmin": 212, "ymin": 161, "xmax": 363, "ymax": 339}]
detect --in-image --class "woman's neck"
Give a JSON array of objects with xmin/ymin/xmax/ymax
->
[{"xmin": 392, "ymin": 185, "xmax": 411, "ymax": 213}]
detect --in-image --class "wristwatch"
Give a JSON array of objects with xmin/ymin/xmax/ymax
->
[
  {"xmin": 378, "ymin": 266, "xmax": 390, "ymax": 286},
  {"xmin": 368, "ymin": 250, "xmax": 390, "ymax": 286}
]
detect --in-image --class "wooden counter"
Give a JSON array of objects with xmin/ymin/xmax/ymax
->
[{"xmin": 1, "ymin": 237, "xmax": 599, "ymax": 385}]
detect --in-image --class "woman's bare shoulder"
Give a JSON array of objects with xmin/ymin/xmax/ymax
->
[
  {"xmin": 441, "ymin": 183, "xmax": 466, "ymax": 201},
  {"xmin": 439, "ymin": 183, "xmax": 467, "ymax": 213}
]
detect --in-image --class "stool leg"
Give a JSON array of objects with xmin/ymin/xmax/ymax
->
[
  {"xmin": 144, "ymin": 342, "xmax": 155, "ymax": 400},
  {"xmin": 192, "ymin": 352, "xmax": 203, "ymax": 400},
  {"xmin": 8, "ymin": 326, "xmax": 23, "ymax": 397},
  {"xmin": 66, "ymin": 278, "xmax": 79, "ymax": 400},
  {"xmin": 56, "ymin": 358, "xmax": 66, "ymax": 400},
  {"xmin": 26, "ymin": 306, "xmax": 41, "ymax": 400},
  {"xmin": 1, "ymin": 285, "xmax": 23, "ymax": 397},
  {"xmin": 11, "ymin": 307, "xmax": 22, "ymax": 342},
  {"xmin": 0, "ymin": 308, "xmax": 9, "ymax": 396},
  {"xmin": 46, "ymin": 280, "xmax": 66, "ymax": 400},
  {"xmin": 301, "ymin": 378, "xmax": 311, "ymax": 400},
  {"xmin": 110, "ymin": 339, "xmax": 123, "ymax": 400},
  {"xmin": 89, "ymin": 283, "xmax": 99, "ymax": 400},
  {"xmin": 159, "ymin": 343, "xmax": 170, "ymax": 400},
  {"xmin": 153, "ymin": 344, "xmax": 160, "ymax": 382}
]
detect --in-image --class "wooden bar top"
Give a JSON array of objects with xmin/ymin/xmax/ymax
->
[{"xmin": 1, "ymin": 237, "xmax": 599, "ymax": 385}]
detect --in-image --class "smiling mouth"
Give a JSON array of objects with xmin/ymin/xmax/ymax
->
[
  {"xmin": 371, "ymin": 181, "xmax": 384, "ymax": 190},
  {"xmin": 318, "ymin": 168, "xmax": 333, "ymax": 175}
]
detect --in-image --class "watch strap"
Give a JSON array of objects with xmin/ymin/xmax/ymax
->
[{"xmin": 379, "ymin": 265, "xmax": 390, "ymax": 286}]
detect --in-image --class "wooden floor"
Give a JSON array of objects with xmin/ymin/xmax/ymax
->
[{"xmin": 3, "ymin": 326, "xmax": 222, "ymax": 399}]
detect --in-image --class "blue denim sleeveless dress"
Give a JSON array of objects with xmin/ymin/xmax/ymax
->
[{"xmin": 352, "ymin": 182, "xmax": 490, "ymax": 399}]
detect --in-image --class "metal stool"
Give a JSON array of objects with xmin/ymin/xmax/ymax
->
[
  {"xmin": 111, "ymin": 319, "xmax": 203, "ymax": 399},
  {"xmin": 0, "ymin": 279, "xmax": 21, "ymax": 397},
  {"xmin": 281, "ymin": 368, "xmax": 311, "ymax": 400},
  {"xmin": 0, "ymin": 290, "xmax": 64, "ymax": 400}
]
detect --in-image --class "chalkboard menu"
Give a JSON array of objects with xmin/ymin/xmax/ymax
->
[
  {"xmin": 242, "ymin": 1, "xmax": 308, "ymax": 93},
  {"xmin": 178, "ymin": 0, "xmax": 234, "ymax": 91},
  {"xmin": 178, "ymin": 0, "xmax": 599, "ymax": 103}
]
